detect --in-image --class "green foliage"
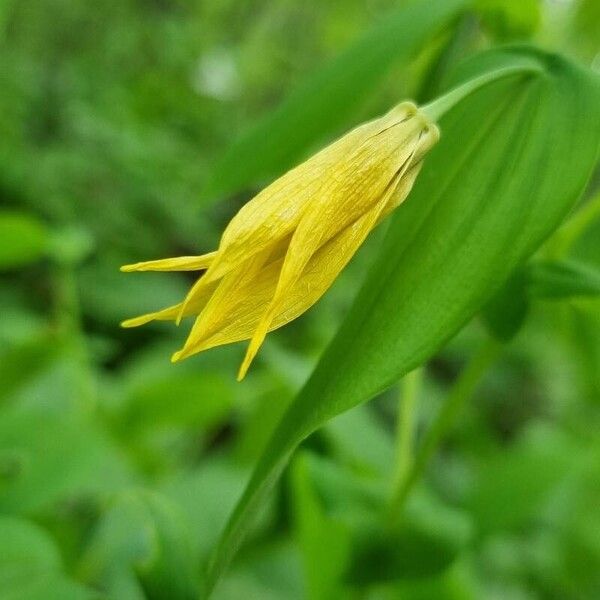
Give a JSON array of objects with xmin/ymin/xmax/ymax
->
[
  {"xmin": 1, "ymin": 1, "xmax": 600, "ymax": 599},
  {"xmin": 0, "ymin": 517, "xmax": 99, "ymax": 599},
  {"xmin": 82, "ymin": 491, "xmax": 199, "ymax": 599},
  {"xmin": 476, "ymin": 0, "xmax": 541, "ymax": 40},
  {"xmin": 0, "ymin": 211, "xmax": 48, "ymax": 269},
  {"xmin": 203, "ymin": 0, "xmax": 468, "ymax": 201},
  {"xmin": 0, "ymin": 401, "xmax": 132, "ymax": 514},
  {"xmin": 291, "ymin": 454, "xmax": 351, "ymax": 600},
  {"xmin": 528, "ymin": 259, "xmax": 600, "ymax": 299}
]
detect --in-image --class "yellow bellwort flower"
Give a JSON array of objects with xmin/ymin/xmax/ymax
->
[{"xmin": 121, "ymin": 101, "xmax": 439, "ymax": 380}]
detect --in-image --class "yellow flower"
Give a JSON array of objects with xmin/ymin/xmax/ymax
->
[{"xmin": 121, "ymin": 101, "xmax": 439, "ymax": 380}]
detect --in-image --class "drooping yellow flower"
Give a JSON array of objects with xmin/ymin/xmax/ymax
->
[{"xmin": 121, "ymin": 101, "xmax": 439, "ymax": 380}]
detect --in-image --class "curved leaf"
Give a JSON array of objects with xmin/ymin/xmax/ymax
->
[
  {"xmin": 528, "ymin": 259, "xmax": 600, "ymax": 299},
  {"xmin": 204, "ymin": 47, "xmax": 600, "ymax": 597},
  {"xmin": 202, "ymin": 0, "xmax": 468, "ymax": 201}
]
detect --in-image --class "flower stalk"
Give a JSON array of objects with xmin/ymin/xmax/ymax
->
[
  {"xmin": 388, "ymin": 338, "xmax": 501, "ymax": 525},
  {"xmin": 422, "ymin": 65, "xmax": 542, "ymax": 121}
]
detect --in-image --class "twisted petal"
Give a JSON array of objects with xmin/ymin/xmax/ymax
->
[
  {"xmin": 174, "ymin": 104, "xmax": 425, "ymax": 322},
  {"xmin": 238, "ymin": 123, "xmax": 437, "ymax": 378},
  {"xmin": 199, "ymin": 102, "xmax": 420, "ymax": 285},
  {"xmin": 120, "ymin": 102, "xmax": 439, "ymax": 379},
  {"xmin": 170, "ymin": 162, "xmax": 423, "ymax": 379},
  {"xmin": 121, "ymin": 251, "xmax": 216, "ymax": 272},
  {"xmin": 120, "ymin": 276, "xmax": 219, "ymax": 327}
]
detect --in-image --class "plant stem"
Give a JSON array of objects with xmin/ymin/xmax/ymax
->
[
  {"xmin": 422, "ymin": 65, "xmax": 541, "ymax": 121},
  {"xmin": 392, "ymin": 368, "xmax": 422, "ymax": 495},
  {"xmin": 53, "ymin": 261, "xmax": 96, "ymax": 410},
  {"xmin": 387, "ymin": 338, "xmax": 501, "ymax": 525},
  {"xmin": 546, "ymin": 190, "xmax": 600, "ymax": 259}
]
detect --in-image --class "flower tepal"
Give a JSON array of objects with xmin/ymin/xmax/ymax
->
[{"xmin": 121, "ymin": 102, "xmax": 439, "ymax": 380}]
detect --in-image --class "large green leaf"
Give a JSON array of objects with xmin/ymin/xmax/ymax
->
[
  {"xmin": 203, "ymin": 47, "xmax": 600, "ymax": 597},
  {"xmin": 202, "ymin": 0, "xmax": 467, "ymax": 201}
]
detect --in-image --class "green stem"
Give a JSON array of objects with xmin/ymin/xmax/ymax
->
[
  {"xmin": 392, "ymin": 369, "xmax": 422, "ymax": 496},
  {"xmin": 422, "ymin": 65, "xmax": 541, "ymax": 121},
  {"xmin": 387, "ymin": 338, "xmax": 501, "ymax": 525},
  {"xmin": 53, "ymin": 261, "xmax": 95, "ymax": 410},
  {"xmin": 546, "ymin": 190, "xmax": 600, "ymax": 259}
]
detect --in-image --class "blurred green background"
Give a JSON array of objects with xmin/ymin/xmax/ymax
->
[{"xmin": 0, "ymin": 1, "xmax": 599, "ymax": 598}]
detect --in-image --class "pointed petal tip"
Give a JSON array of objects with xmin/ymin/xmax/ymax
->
[
  {"xmin": 238, "ymin": 341, "xmax": 261, "ymax": 381},
  {"xmin": 237, "ymin": 363, "xmax": 249, "ymax": 381},
  {"xmin": 121, "ymin": 317, "xmax": 144, "ymax": 328}
]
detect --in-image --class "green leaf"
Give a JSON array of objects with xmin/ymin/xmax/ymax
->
[
  {"xmin": 204, "ymin": 47, "xmax": 600, "ymax": 597},
  {"xmin": 0, "ymin": 516, "xmax": 99, "ymax": 600},
  {"xmin": 323, "ymin": 404, "xmax": 394, "ymax": 476},
  {"xmin": 202, "ymin": 0, "xmax": 468, "ymax": 201},
  {"xmin": 122, "ymin": 371, "xmax": 235, "ymax": 434},
  {"xmin": 379, "ymin": 561, "xmax": 477, "ymax": 600},
  {"xmin": 0, "ymin": 210, "xmax": 48, "ymax": 270},
  {"xmin": 573, "ymin": 0, "xmax": 600, "ymax": 60},
  {"xmin": 344, "ymin": 486, "xmax": 472, "ymax": 587},
  {"xmin": 565, "ymin": 299, "xmax": 600, "ymax": 401},
  {"xmin": 160, "ymin": 457, "xmax": 267, "ymax": 562},
  {"xmin": 481, "ymin": 268, "xmax": 529, "ymax": 342},
  {"xmin": 0, "ymin": 334, "xmax": 61, "ymax": 403},
  {"xmin": 291, "ymin": 453, "xmax": 351, "ymax": 600},
  {"xmin": 345, "ymin": 518, "xmax": 468, "ymax": 585},
  {"xmin": 528, "ymin": 259, "xmax": 600, "ymax": 300},
  {"xmin": 0, "ymin": 403, "xmax": 132, "ymax": 514},
  {"xmin": 476, "ymin": 0, "xmax": 541, "ymax": 41},
  {"xmin": 214, "ymin": 541, "xmax": 304, "ymax": 600},
  {"xmin": 291, "ymin": 453, "xmax": 472, "ymax": 590},
  {"xmin": 467, "ymin": 425, "xmax": 579, "ymax": 535},
  {"xmin": 482, "ymin": 258, "xmax": 600, "ymax": 341},
  {"xmin": 81, "ymin": 490, "xmax": 199, "ymax": 600},
  {"xmin": 0, "ymin": 516, "xmax": 62, "ymax": 582}
]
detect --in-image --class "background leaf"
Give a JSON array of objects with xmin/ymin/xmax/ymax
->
[
  {"xmin": 291, "ymin": 453, "xmax": 351, "ymax": 600},
  {"xmin": 81, "ymin": 491, "xmax": 199, "ymax": 600},
  {"xmin": 0, "ymin": 516, "xmax": 99, "ymax": 600},
  {"xmin": 528, "ymin": 259, "xmax": 600, "ymax": 300},
  {"xmin": 0, "ymin": 402, "xmax": 132, "ymax": 514},
  {"xmin": 202, "ymin": 0, "xmax": 468, "ymax": 201},
  {"xmin": 0, "ymin": 210, "xmax": 48, "ymax": 270}
]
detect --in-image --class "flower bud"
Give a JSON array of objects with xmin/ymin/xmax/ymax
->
[{"xmin": 122, "ymin": 102, "xmax": 439, "ymax": 379}]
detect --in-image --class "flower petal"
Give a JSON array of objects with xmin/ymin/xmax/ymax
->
[
  {"xmin": 172, "ymin": 244, "xmax": 277, "ymax": 362},
  {"xmin": 200, "ymin": 103, "xmax": 420, "ymax": 285},
  {"xmin": 120, "ymin": 251, "xmax": 216, "ymax": 272},
  {"xmin": 171, "ymin": 164, "xmax": 425, "ymax": 374},
  {"xmin": 120, "ymin": 277, "xmax": 219, "ymax": 328},
  {"xmin": 237, "ymin": 127, "xmax": 428, "ymax": 378}
]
